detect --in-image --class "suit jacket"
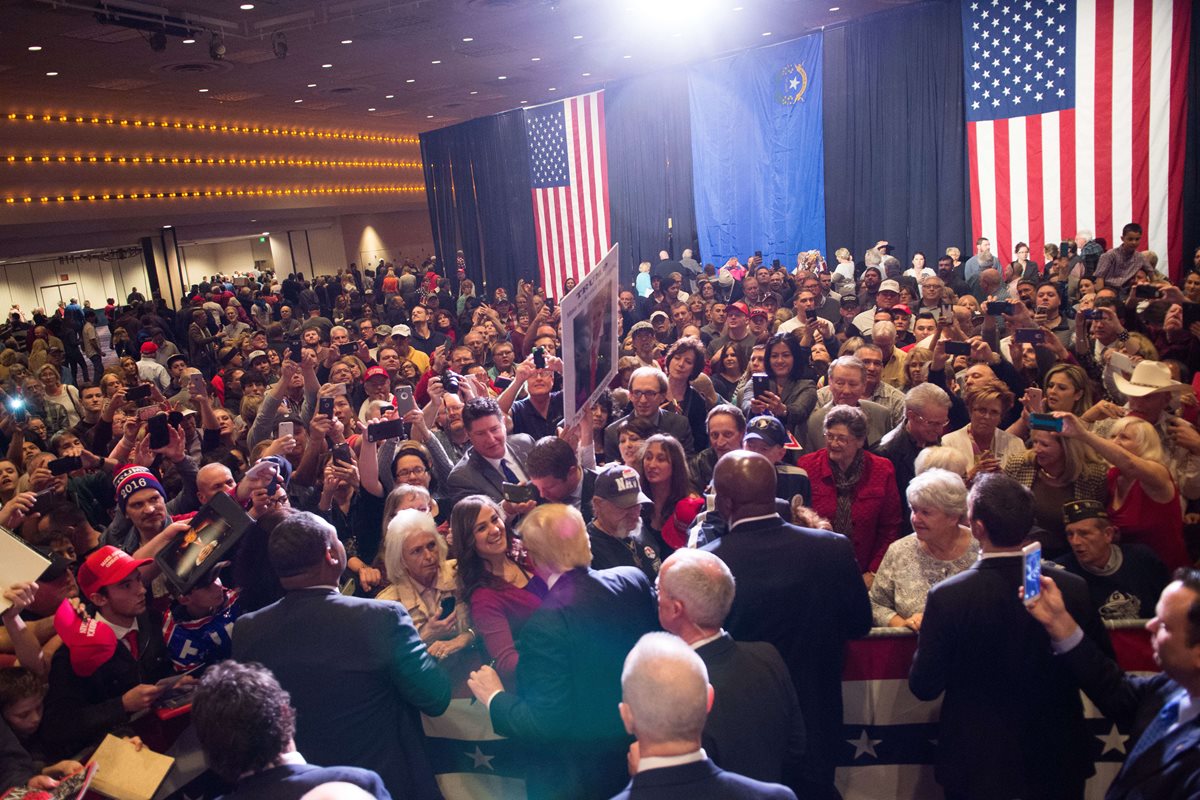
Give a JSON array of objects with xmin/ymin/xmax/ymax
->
[
  {"xmin": 701, "ymin": 516, "xmax": 870, "ymax": 787},
  {"xmin": 489, "ymin": 566, "xmax": 658, "ymax": 800},
  {"xmin": 1059, "ymin": 634, "xmax": 1200, "ymax": 800},
  {"xmin": 909, "ymin": 556, "xmax": 1110, "ymax": 799},
  {"xmin": 604, "ymin": 410, "xmax": 696, "ymax": 461},
  {"xmin": 218, "ymin": 762, "xmax": 392, "ymax": 800},
  {"xmin": 695, "ymin": 634, "xmax": 805, "ymax": 788},
  {"xmin": 609, "ymin": 758, "xmax": 796, "ymax": 800},
  {"xmin": 875, "ymin": 421, "xmax": 921, "ymax": 535},
  {"xmin": 801, "ymin": 400, "xmax": 891, "ymax": 453},
  {"xmin": 232, "ymin": 588, "xmax": 452, "ymax": 800},
  {"xmin": 445, "ymin": 434, "xmax": 536, "ymax": 505},
  {"xmin": 42, "ymin": 610, "xmax": 173, "ymax": 759}
]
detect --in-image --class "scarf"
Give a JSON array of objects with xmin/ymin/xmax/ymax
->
[{"xmin": 829, "ymin": 449, "xmax": 865, "ymax": 538}]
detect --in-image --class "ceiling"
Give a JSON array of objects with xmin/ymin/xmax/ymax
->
[{"xmin": 1, "ymin": 0, "xmax": 918, "ymax": 135}]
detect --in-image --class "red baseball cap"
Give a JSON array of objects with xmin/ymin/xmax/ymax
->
[
  {"xmin": 140, "ymin": 342, "xmax": 158, "ymax": 355},
  {"xmin": 750, "ymin": 307, "xmax": 769, "ymax": 320},
  {"xmin": 727, "ymin": 301, "xmax": 750, "ymax": 317},
  {"xmin": 364, "ymin": 365, "xmax": 389, "ymax": 381},
  {"xmin": 54, "ymin": 599, "xmax": 117, "ymax": 677},
  {"xmin": 77, "ymin": 545, "xmax": 152, "ymax": 599}
]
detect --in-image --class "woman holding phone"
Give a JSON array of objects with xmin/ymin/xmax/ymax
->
[
  {"xmin": 940, "ymin": 379, "xmax": 1025, "ymax": 480},
  {"xmin": 741, "ymin": 332, "xmax": 817, "ymax": 440}
]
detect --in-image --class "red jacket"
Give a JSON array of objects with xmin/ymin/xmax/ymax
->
[{"xmin": 796, "ymin": 449, "xmax": 901, "ymax": 573}]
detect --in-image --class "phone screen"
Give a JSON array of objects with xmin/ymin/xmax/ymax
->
[
  {"xmin": 147, "ymin": 415, "xmax": 170, "ymax": 449},
  {"xmin": 1022, "ymin": 542, "xmax": 1043, "ymax": 606},
  {"xmin": 366, "ymin": 418, "xmax": 406, "ymax": 443}
]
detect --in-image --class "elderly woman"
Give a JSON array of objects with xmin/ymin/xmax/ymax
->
[
  {"xmin": 378, "ymin": 508, "xmax": 475, "ymax": 660},
  {"xmin": 453, "ymin": 494, "xmax": 543, "ymax": 684},
  {"xmin": 869, "ymin": 469, "xmax": 979, "ymax": 630},
  {"xmin": 1056, "ymin": 412, "xmax": 1188, "ymax": 569},
  {"xmin": 940, "ymin": 379, "xmax": 1025, "ymax": 481},
  {"xmin": 1003, "ymin": 429, "xmax": 1107, "ymax": 558},
  {"xmin": 797, "ymin": 404, "xmax": 902, "ymax": 582}
]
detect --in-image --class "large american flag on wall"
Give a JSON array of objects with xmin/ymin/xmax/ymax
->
[
  {"xmin": 524, "ymin": 91, "xmax": 611, "ymax": 299},
  {"xmin": 960, "ymin": 0, "xmax": 1192, "ymax": 278}
]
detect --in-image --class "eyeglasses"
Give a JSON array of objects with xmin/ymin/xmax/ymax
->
[
  {"xmin": 630, "ymin": 389, "xmax": 661, "ymax": 400},
  {"xmin": 909, "ymin": 410, "xmax": 949, "ymax": 428},
  {"xmin": 395, "ymin": 466, "xmax": 428, "ymax": 479},
  {"xmin": 823, "ymin": 432, "xmax": 855, "ymax": 444}
]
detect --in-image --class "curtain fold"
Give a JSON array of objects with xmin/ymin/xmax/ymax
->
[
  {"xmin": 419, "ymin": 111, "xmax": 538, "ymax": 295},
  {"xmin": 822, "ymin": 0, "xmax": 971, "ymax": 265},
  {"xmin": 1183, "ymin": 0, "xmax": 1200, "ymax": 279},
  {"xmin": 605, "ymin": 70, "xmax": 699, "ymax": 286}
]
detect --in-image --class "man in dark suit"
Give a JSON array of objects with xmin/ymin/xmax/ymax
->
[
  {"xmin": 611, "ymin": 631, "xmax": 796, "ymax": 800},
  {"xmin": 604, "ymin": 367, "xmax": 696, "ymax": 460},
  {"xmin": 42, "ymin": 545, "xmax": 174, "ymax": 758},
  {"xmin": 233, "ymin": 511, "xmax": 451, "ymax": 800},
  {"xmin": 527, "ymin": 434, "xmax": 597, "ymax": 524},
  {"xmin": 467, "ymin": 503, "xmax": 658, "ymax": 800},
  {"xmin": 446, "ymin": 396, "xmax": 536, "ymax": 511},
  {"xmin": 1026, "ymin": 567, "xmax": 1200, "ymax": 800},
  {"xmin": 909, "ymin": 473, "xmax": 1110, "ymax": 800},
  {"xmin": 702, "ymin": 450, "xmax": 871, "ymax": 800},
  {"xmin": 192, "ymin": 660, "xmax": 391, "ymax": 800},
  {"xmin": 656, "ymin": 549, "xmax": 805, "ymax": 789}
]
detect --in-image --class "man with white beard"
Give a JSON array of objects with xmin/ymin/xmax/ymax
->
[{"xmin": 587, "ymin": 463, "xmax": 662, "ymax": 580}]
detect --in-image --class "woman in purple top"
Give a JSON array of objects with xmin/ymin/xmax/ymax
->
[{"xmin": 452, "ymin": 495, "xmax": 544, "ymax": 685}]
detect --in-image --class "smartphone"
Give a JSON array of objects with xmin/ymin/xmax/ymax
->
[
  {"xmin": 1182, "ymin": 303, "xmax": 1200, "ymax": 328},
  {"xmin": 1013, "ymin": 329, "xmax": 1046, "ymax": 345},
  {"xmin": 137, "ymin": 405, "xmax": 161, "ymax": 421},
  {"xmin": 944, "ymin": 340, "xmax": 972, "ymax": 356},
  {"xmin": 1134, "ymin": 284, "xmax": 1159, "ymax": 299},
  {"xmin": 147, "ymin": 413, "xmax": 170, "ymax": 449},
  {"xmin": 278, "ymin": 421, "xmax": 294, "ymax": 438},
  {"xmin": 366, "ymin": 418, "xmax": 406, "ymax": 443},
  {"xmin": 493, "ymin": 375, "xmax": 513, "ymax": 391},
  {"xmin": 244, "ymin": 459, "xmax": 278, "ymax": 485},
  {"xmin": 771, "ymin": 258, "xmax": 782, "ymax": 269},
  {"xmin": 501, "ymin": 481, "xmax": 535, "ymax": 504},
  {"xmin": 338, "ymin": 342, "xmax": 358, "ymax": 356},
  {"xmin": 1108, "ymin": 351, "xmax": 1135, "ymax": 375},
  {"xmin": 331, "ymin": 442, "xmax": 353, "ymax": 465},
  {"xmin": 7, "ymin": 398, "xmax": 27, "ymax": 425},
  {"xmin": 318, "ymin": 396, "xmax": 335, "ymax": 417},
  {"xmin": 1081, "ymin": 308, "xmax": 1101, "ymax": 321},
  {"xmin": 438, "ymin": 596, "xmax": 457, "ymax": 620},
  {"xmin": 288, "ymin": 341, "xmax": 304, "ymax": 363},
  {"xmin": 188, "ymin": 373, "xmax": 207, "ymax": 398},
  {"xmin": 331, "ymin": 383, "xmax": 348, "ymax": 396},
  {"xmin": 751, "ymin": 372, "xmax": 771, "ymax": 397},
  {"xmin": 805, "ymin": 308, "xmax": 818, "ymax": 321},
  {"xmin": 168, "ymin": 411, "xmax": 184, "ymax": 428},
  {"xmin": 1029, "ymin": 412, "xmax": 1063, "ymax": 433},
  {"xmin": 395, "ymin": 385, "xmax": 417, "ymax": 415},
  {"xmin": 754, "ymin": 250, "xmax": 763, "ymax": 258},
  {"xmin": 985, "ymin": 301, "xmax": 1012, "ymax": 316},
  {"xmin": 532, "ymin": 345, "xmax": 546, "ymax": 371},
  {"xmin": 1022, "ymin": 542, "xmax": 1043, "ymax": 607},
  {"xmin": 126, "ymin": 384, "xmax": 152, "ymax": 402},
  {"xmin": 49, "ymin": 456, "xmax": 83, "ymax": 476},
  {"xmin": 31, "ymin": 488, "xmax": 56, "ymax": 514}
]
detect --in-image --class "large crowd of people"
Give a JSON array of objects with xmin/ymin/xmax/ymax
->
[{"xmin": 2, "ymin": 232, "xmax": 1200, "ymax": 799}]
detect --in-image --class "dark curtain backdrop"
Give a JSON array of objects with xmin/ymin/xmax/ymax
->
[
  {"xmin": 822, "ymin": 0, "xmax": 971, "ymax": 266},
  {"xmin": 1183, "ymin": 0, "xmax": 1200, "ymax": 279},
  {"xmin": 420, "ymin": 110, "xmax": 538, "ymax": 295},
  {"xmin": 605, "ymin": 69, "xmax": 699, "ymax": 286}
]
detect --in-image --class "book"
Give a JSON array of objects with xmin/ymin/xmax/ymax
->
[
  {"xmin": 87, "ymin": 735, "xmax": 174, "ymax": 800},
  {"xmin": 0, "ymin": 527, "xmax": 50, "ymax": 614},
  {"xmin": 0, "ymin": 762, "xmax": 96, "ymax": 799}
]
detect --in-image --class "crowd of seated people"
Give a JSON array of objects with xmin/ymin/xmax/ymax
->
[{"xmin": 2, "ymin": 234, "xmax": 1200, "ymax": 800}]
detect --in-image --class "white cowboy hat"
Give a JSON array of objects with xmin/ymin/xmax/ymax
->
[{"xmin": 1112, "ymin": 360, "xmax": 1188, "ymax": 397}]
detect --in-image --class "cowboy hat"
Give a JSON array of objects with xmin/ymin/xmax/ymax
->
[{"xmin": 1112, "ymin": 360, "xmax": 1188, "ymax": 397}]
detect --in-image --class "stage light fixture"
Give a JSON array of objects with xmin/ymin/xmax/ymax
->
[
  {"xmin": 209, "ymin": 32, "xmax": 226, "ymax": 61},
  {"xmin": 272, "ymin": 31, "xmax": 287, "ymax": 59}
]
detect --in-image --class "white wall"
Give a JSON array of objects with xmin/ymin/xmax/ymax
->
[{"xmin": 0, "ymin": 253, "xmax": 148, "ymax": 315}]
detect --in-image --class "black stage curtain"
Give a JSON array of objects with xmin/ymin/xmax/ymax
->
[
  {"xmin": 420, "ymin": 110, "xmax": 538, "ymax": 295},
  {"xmin": 1182, "ymin": 0, "xmax": 1199, "ymax": 280},
  {"xmin": 822, "ymin": 0, "xmax": 971, "ymax": 265},
  {"xmin": 605, "ymin": 69, "xmax": 699, "ymax": 286}
]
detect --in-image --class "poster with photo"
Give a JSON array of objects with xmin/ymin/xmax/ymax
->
[{"xmin": 559, "ymin": 243, "xmax": 619, "ymax": 431}]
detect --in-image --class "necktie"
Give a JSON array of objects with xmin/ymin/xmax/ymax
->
[
  {"xmin": 1123, "ymin": 697, "xmax": 1181, "ymax": 770},
  {"xmin": 123, "ymin": 630, "xmax": 140, "ymax": 660},
  {"xmin": 499, "ymin": 458, "xmax": 519, "ymax": 484}
]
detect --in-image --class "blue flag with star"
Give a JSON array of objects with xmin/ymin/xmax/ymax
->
[{"xmin": 688, "ymin": 32, "xmax": 825, "ymax": 265}]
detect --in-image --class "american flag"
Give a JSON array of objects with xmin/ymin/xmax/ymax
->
[
  {"xmin": 961, "ymin": 0, "xmax": 1191, "ymax": 278},
  {"xmin": 524, "ymin": 91, "xmax": 611, "ymax": 298}
]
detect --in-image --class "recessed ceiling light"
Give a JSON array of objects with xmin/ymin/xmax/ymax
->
[
  {"xmin": 307, "ymin": 83, "xmax": 317, "ymax": 87},
  {"xmin": 341, "ymin": 39, "xmax": 353, "ymax": 44},
  {"xmin": 623, "ymin": 54, "xmax": 632, "ymax": 59},
  {"xmin": 261, "ymin": 231, "xmax": 270, "ymax": 236},
  {"xmin": 581, "ymin": 72, "xmax": 591, "ymax": 76},
  {"xmin": 531, "ymin": 57, "xmax": 541, "ymax": 61},
  {"xmin": 470, "ymin": 90, "xmax": 478, "ymax": 95},
  {"xmin": 426, "ymin": 114, "xmax": 434, "ymax": 119},
  {"xmin": 183, "ymin": 38, "xmax": 196, "ymax": 44},
  {"xmin": 829, "ymin": 5, "xmax": 840, "ymax": 9},
  {"xmin": 462, "ymin": 37, "xmax": 474, "ymax": 42},
  {"xmin": 367, "ymin": 107, "xmax": 376, "ymax": 111},
  {"xmin": 294, "ymin": 99, "xmax": 303, "ymax": 103},
  {"xmin": 406, "ymin": 78, "xmax": 415, "ymax": 83},
  {"xmin": 240, "ymin": 3, "xmax": 254, "ymax": 8},
  {"xmin": 45, "ymin": 71, "xmax": 58, "ymax": 76},
  {"xmin": 761, "ymin": 31, "xmax": 772, "ymax": 36},
  {"xmin": 548, "ymin": 87, "xmax": 557, "ymax": 91},
  {"xmin": 732, "ymin": 6, "xmax": 743, "ymax": 10},
  {"xmin": 573, "ymin": 34, "xmax": 584, "ymax": 39},
  {"xmin": 198, "ymin": 88, "xmax": 209, "ymax": 93},
  {"xmin": 520, "ymin": 100, "xmax": 528, "ymax": 104},
  {"xmin": 498, "ymin": 75, "xmax": 507, "ymax": 80},
  {"xmin": 28, "ymin": 46, "xmax": 42, "ymax": 52},
  {"xmin": 162, "ymin": 225, "xmax": 172, "ymax": 229},
  {"xmin": 322, "ymin": 63, "xmax": 333, "ymax": 68},
  {"xmin": 431, "ymin": 59, "xmax": 442, "ymax": 64},
  {"xmin": 385, "ymin": 94, "xmax": 394, "ymax": 99}
]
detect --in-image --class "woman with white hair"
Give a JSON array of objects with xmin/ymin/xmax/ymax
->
[
  {"xmin": 378, "ymin": 507, "xmax": 474, "ymax": 660},
  {"xmin": 868, "ymin": 469, "xmax": 979, "ymax": 631},
  {"xmin": 1056, "ymin": 412, "xmax": 1187, "ymax": 569}
]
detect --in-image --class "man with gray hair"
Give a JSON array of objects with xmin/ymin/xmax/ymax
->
[
  {"xmin": 804, "ymin": 356, "xmax": 892, "ymax": 451},
  {"xmin": 604, "ymin": 366, "xmax": 696, "ymax": 459},
  {"xmin": 877, "ymin": 382, "xmax": 953, "ymax": 533},
  {"xmin": 657, "ymin": 549, "xmax": 806, "ymax": 790},
  {"xmin": 612, "ymin": 632, "xmax": 796, "ymax": 800},
  {"xmin": 467, "ymin": 503, "xmax": 658, "ymax": 800}
]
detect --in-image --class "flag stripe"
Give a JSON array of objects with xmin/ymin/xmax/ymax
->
[
  {"xmin": 967, "ymin": 122, "xmax": 983, "ymax": 245},
  {"xmin": 1060, "ymin": 108, "xmax": 1077, "ymax": 242},
  {"xmin": 1167, "ymin": 0, "xmax": 1190, "ymax": 279},
  {"xmin": 977, "ymin": 122, "xmax": 997, "ymax": 255},
  {"xmin": 1075, "ymin": 1, "xmax": 1096, "ymax": 241},
  {"xmin": 1026, "ymin": 114, "xmax": 1044, "ymax": 270},
  {"xmin": 1042, "ymin": 111, "xmax": 1061, "ymax": 252},
  {"xmin": 1146, "ymin": 0, "xmax": 1172, "ymax": 268},
  {"xmin": 1093, "ymin": 0, "xmax": 1115, "ymax": 249},
  {"xmin": 993, "ymin": 119, "xmax": 1012, "ymax": 264},
  {"xmin": 1110, "ymin": 0, "xmax": 1135, "ymax": 238},
  {"xmin": 1009, "ymin": 117, "xmax": 1029, "ymax": 264},
  {"xmin": 577, "ymin": 97, "xmax": 597, "ymax": 270},
  {"xmin": 1130, "ymin": 0, "xmax": 1153, "ymax": 245},
  {"xmin": 595, "ymin": 93, "xmax": 611, "ymax": 257}
]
